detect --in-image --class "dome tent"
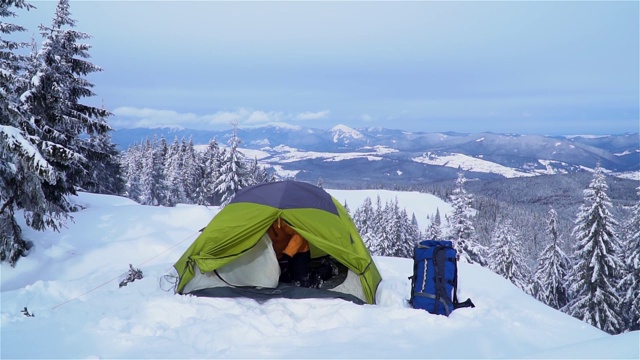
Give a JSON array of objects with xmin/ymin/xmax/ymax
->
[{"xmin": 173, "ymin": 180, "xmax": 382, "ymax": 304}]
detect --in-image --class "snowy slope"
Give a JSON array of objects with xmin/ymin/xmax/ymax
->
[
  {"xmin": 412, "ymin": 152, "xmax": 534, "ymax": 177},
  {"xmin": 1, "ymin": 192, "xmax": 638, "ymax": 359},
  {"xmin": 259, "ymin": 145, "xmax": 397, "ymax": 164},
  {"xmin": 329, "ymin": 124, "xmax": 365, "ymax": 144},
  {"xmin": 327, "ymin": 189, "xmax": 452, "ymax": 231}
]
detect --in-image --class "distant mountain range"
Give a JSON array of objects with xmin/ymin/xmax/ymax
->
[{"xmin": 111, "ymin": 124, "xmax": 639, "ymax": 185}]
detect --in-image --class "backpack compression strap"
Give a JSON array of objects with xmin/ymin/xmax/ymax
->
[{"xmin": 451, "ymin": 256, "xmax": 475, "ymax": 310}]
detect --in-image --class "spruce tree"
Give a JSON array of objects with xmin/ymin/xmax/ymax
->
[
  {"xmin": 369, "ymin": 195, "xmax": 386, "ymax": 255},
  {"xmin": 247, "ymin": 156, "xmax": 273, "ymax": 186},
  {"xmin": 181, "ymin": 138, "xmax": 200, "ymax": 203},
  {"xmin": 619, "ymin": 186, "xmax": 640, "ymax": 331},
  {"xmin": 398, "ymin": 207, "xmax": 418, "ymax": 257},
  {"xmin": 425, "ymin": 208, "xmax": 443, "ymax": 240},
  {"xmin": 214, "ymin": 123, "xmax": 249, "ymax": 207},
  {"xmin": 489, "ymin": 218, "xmax": 530, "ymax": 292},
  {"xmin": 448, "ymin": 172, "xmax": 486, "ymax": 265},
  {"xmin": 353, "ymin": 196, "xmax": 377, "ymax": 252},
  {"xmin": 343, "ymin": 200, "xmax": 350, "ymax": 215},
  {"xmin": 410, "ymin": 213, "xmax": 422, "ymax": 240},
  {"xmin": 380, "ymin": 198, "xmax": 400, "ymax": 256},
  {"xmin": 79, "ymin": 130, "xmax": 124, "ymax": 195},
  {"xmin": 18, "ymin": 0, "xmax": 113, "ymax": 229},
  {"xmin": 567, "ymin": 165, "xmax": 623, "ymax": 334},
  {"xmin": 163, "ymin": 137, "xmax": 186, "ymax": 206},
  {"xmin": 1, "ymin": 1, "xmax": 34, "ymax": 123},
  {"xmin": 121, "ymin": 143, "xmax": 142, "ymax": 202},
  {"xmin": 132, "ymin": 136, "xmax": 166, "ymax": 206},
  {"xmin": 0, "ymin": 0, "xmax": 57, "ymax": 266},
  {"xmin": 532, "ymin": 208, "xmax": 571, "ymax": 309},
  {"xmin": 154, "ymin": 136, "xmax": 168, "ymax": 205},
  {"xmin": 195, "ymin": 138, "xmax": 221, "ymax": 206}
]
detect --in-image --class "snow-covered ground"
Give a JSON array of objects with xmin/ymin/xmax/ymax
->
[
  {"xmin": 412, "ymin": 152, "xmax": 535, "ymax": 178},
  {"xmin": 1, "ymin": 191, "xmax": 638, "ymax": 359}
]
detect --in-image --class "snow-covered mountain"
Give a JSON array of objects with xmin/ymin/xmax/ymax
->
[
  {"xmin": 329, "ymin": 124, "xmax": 366, "ymax": 147},
  {"xmin": 2, "ymin": 191, "xmax": 638, "ymax": 358},
  {"xmin": 112, "ymin": 125, "xmax": 639, "ymax": 183}
]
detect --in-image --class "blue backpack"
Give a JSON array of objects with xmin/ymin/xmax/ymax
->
[{"xmin": 409, "ymin": 240, "xmax": 475, "ymax": 316}]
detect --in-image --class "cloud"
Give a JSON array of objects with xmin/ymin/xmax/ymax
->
[
  {"xmin": 245, "ymin": 110, "xmax": 285, "ymax": 124},
  {"xmin": 361, "ymin": 114, "xmax": 373, "ymax": 122},
  {"xmin": 295, "ymin": 110, "xmax": 330, "ymax": 121},
  {"xmin": 111, "ymin": 107, "xmax": 327, "ymax": 130}
]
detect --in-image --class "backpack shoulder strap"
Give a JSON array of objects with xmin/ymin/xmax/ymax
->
[{"xmin": 451, "ymin": 254, "xmax": 476, "ymax": 310}]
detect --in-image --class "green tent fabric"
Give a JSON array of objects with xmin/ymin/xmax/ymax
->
[{"xmin": 173, "ymin": 180, "xmax": 382, "ymax": 304}]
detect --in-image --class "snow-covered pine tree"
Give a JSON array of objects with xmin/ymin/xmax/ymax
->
[
  {"xmin": 378, "ymin": 198, "xmax": 399, "ymax": 257},
  {"xmin": 567, "ymin": 164, "xmax": 624, "ymax": 334},
  {"xmin": 181, "ymin": 138, "xmax": 200, "ymax": 204},
  {"xmin": 137, "ymin": 139, "xmax": 155, "ymax": 205},
  {"xmin": 214, "ymin": 123, "xmax": 249, "ymax": 207},
  {"xmin": 488, "ymin": 218, "xmax": 530, "ymax": 292},
  {"xmin": 191, "ymin": 150, "xmax": 208, "ymax": 206},
  {"xmin": 425, "ymin": 208, "xmax": 443, "ymax": 240},
  {"xmin": 448, "ymin": 172, "xmax": 486, "ymax": 265},
  {"xmin": 369, "ymin": 195, "xmax": 388, "ymax": 255},
  {"xmin": 79, "ymin": 129, "xmax": 124, "ymax": 195},
  {"xmin": 246, "ymin": 156, "xmax": 274, "ymax": 186},
  {"xmin": 121, "ymin": 137, "xmax": 165, "ymax": 206},
  {"xmin": 353, "ymin": 196, "xmax": 378, "ymax": 252},
  {"xmin": 410, "ymin": 212, "xmax": 422, "ymax": 240},
  {"xmin": 397, "ymin": 207, "xmax": 418, "ymax": 258},
  {"xmin": 0, "ymin": 0, "xmax": 60, "ymax": 266},
  {"xmin": 246, "ymin": 157, "xmax": 261, "ymax": 186},
  {"xmin": 1, "ymin": 1, "xmax": 34, "ymax": 121},
  {"xmin": 154, "ymin": 136, "xmax": 168, "ymax": 205},
  {"xmin": 18, "ymin": 0, "xmax": 112, "ymax": 228},
  {"xmin": 0, "ymin": 0, "xmax": 28, "ymax": 259},
  {"xmin": 385, "ymin": 198, "xmax": 406, "ymax": 257},
  {"xmin": 532, "ymin": 208, "xmax": 571, "ymax": 309},
  {"xmin": 194, "ymin": 138, "xmax": 221, "ymax": 206},
  {"xmin": 619, "ymin": 186, "xmax": 640, "ymax": 331},
  {"xmin": 163, "ymin": 137, "xmax": 186, "ymax": 206},
  {"xmin": 343, "ymin": 200, "xmax": 350, "ymax": 215},
  {"xmin": 374, "ymin": 197, "xmax": 417, "ymax": 258},
  {"xmin": 121, "ymin": 143, "xmax": 142, "ymax": 202}
]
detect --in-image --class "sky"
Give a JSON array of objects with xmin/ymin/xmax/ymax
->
[
  {"xmin": 2, "ymin": 190, "xmax": 639, "ymax": 358},
  {"xmin": 13, "ymin": 1, "xmax": 640, "ymax": 134}
]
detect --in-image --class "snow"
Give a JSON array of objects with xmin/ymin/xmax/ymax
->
[
  {"xmin": 413, "ymin": 152, "xmax": 535, "ymax": 177},
  {"xmin": 269, "ymin": 164, "xmax": 300, "ymax": 178},
  {"xmin": 536, "ymin": 159, "xmax": 570, "ymax": 175},
  {"xmin": 613, "ymin": 170, "xmax": 640, "ymax": 181},
  {"xmin": 0, "ymin": 125, "xmax": 57, "ymax": 183},
  {"xmin": 237, "ymin": 147, "xmax": 272, "ymax": 161},
  {"xmin": 264, "ymin": 146, "xmax": 396, "ymax": 164},
  {"xmin": 2, "ymin": 191, "xmax": 638, "ymax": 359},
  {"xmin": 564, "ymin": 135, "xmax": 611, "ymax": 139},
  {"xmin": 330, "ymin": 124, "xmax": 364, "ymax": 143}
]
